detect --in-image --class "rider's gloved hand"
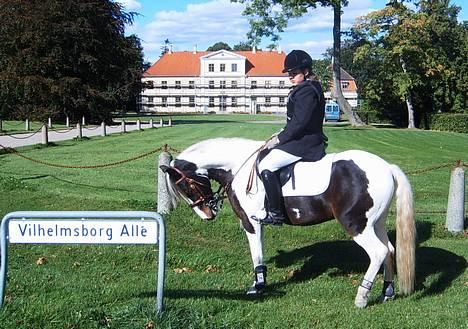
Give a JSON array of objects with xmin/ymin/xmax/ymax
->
[{"xmin": 264, "ymin": 136, "xmax": 279, "ymax": 149}]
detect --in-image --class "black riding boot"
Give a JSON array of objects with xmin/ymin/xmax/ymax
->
[{"xmin": 258, "ymin": 169, "xmax": 286, "ymax": 225}]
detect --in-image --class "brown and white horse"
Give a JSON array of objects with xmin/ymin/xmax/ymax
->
[{"xmin": 161, "ymin": 137, "xmax": 416, "ymax": 308}]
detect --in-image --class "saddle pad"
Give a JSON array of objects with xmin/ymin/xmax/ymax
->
[{"xmin": 282, "ymin": 153, "xmax": 335, "ymax": 197}]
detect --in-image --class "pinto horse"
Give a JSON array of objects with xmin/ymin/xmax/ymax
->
[{"xmin": 161, "ymin": 137, "xmax": 416, "ymax": 308}]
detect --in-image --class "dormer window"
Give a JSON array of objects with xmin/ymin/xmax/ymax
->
[{"xmin": 209, "ymin": 63, "xmax": 214, "ymax": 72}]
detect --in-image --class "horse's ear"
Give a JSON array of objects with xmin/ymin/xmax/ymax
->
[
  {"xmin": 160, "ymin": 165, "xmax": 181, "ymax": 179},
  {"xmin": 160, "ymin": 165, "xmax": 170, "ymax": 173}
]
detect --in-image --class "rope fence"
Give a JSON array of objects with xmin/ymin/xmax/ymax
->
[
  {"xmin": 4, "ymin": 127, "xmax": 43, "ymax": 140},
  {"xmin": 0, "ymin": 142, "xmax": 464, "ymax": 229},
  {"xmin": 0, "ymin": 144, "xmax": 180, "ymax": 169}
]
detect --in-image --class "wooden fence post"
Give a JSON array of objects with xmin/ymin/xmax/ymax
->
[
  {"xmin": 150, "ymin": 119, "xmax": 154, "ymax": 128},
  {"xmin": 82, "ymin": 117, "xmax": 86, "ymax": 126},
  {"xmin": 446, "ymin": 161, "xmax": 465, "ymax": 233},
  {"xmin": 137, "ymin": 119, "xmax": 141, "ymax": 130},
  {"xmin": 66, "ymin": 116, "xmax": 70, "ymax": 127},
  {"xmin": 121, "ymin": 120, "xmax": 126, "ymax": 133},
  {"xmin": 157, "ymin": 151, "xmax": 174, "ymax": 214},
  {"xmin": 168, "ymin": 117, "xmax": 172, "ymax": 127},
  {"xmin": 160, "ymin": 118, "xmax": 163, "ymax": 127},
  {"xmin": 41, "ymin": 124, "xmax": 48, "ymax": 145},
  {"xmin": 25, "ymin": 118, "xmax": 30, "ymax": 131},
  {"xmin": 101, "ymin": 122, "xmax": 106, "ymax": 137},
  {"xmin": 76, "ymin": 122, "xmax": 82, "ymax": 139},
  {"xmin": 48, "ymin": 118, "xmax": 52, "ymax": 128}
]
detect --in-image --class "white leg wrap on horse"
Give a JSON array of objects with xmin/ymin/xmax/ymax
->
[{"xmin": 355, "ymin": 279, "xmax": 373, "ymax": 308}]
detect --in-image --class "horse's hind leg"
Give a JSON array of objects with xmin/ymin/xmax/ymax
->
[
  {"xmin": 353, "ymin": 227, "xmax": 389, "ymax": 308},
  {"xmin": 375, "ymin": 216, "xmax": 396, "ymax": 301}
]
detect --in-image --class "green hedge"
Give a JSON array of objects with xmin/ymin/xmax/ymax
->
[{"xmin": 430, "ymin": 113, "xmax": 468, "ymax": 133}]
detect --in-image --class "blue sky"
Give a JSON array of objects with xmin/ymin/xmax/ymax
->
[{"xmin": 118, "ymin": 0, "xmax": 467, "ymax": 64}]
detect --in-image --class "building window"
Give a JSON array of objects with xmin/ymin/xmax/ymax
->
[
  {"xmin": 175, "ymin": 96, "xmax": 181, "ymax": 107},
  {"xmin": 209, "ymin": 97, "xmax": 215, "ymax": 107},
  {"xmin": 220, "ymin": 63, "xmax": 225, "ymax": 72},
  {"xmin": 251, "ymin": 81, "xmax": 257, "ymax": 89},
  {"xmin": 189, "ymin": 96, "xmax": 195, "ymax": 107},
  {"xmin": 279, "ymin": 81, "xmax": 285, "ymax": 88},
  {"xmin": 279, "ymin": 97, "xmax": 285, "ymax": 106},
  {"xmin": 162, "ymin": 96, "xmax": 167, "ymax": 107},
  {"xmin": 189, "ymin": 81, "xmax": 195, "ymax": 89},
  {"xmin": 209, "ymin": 80, "xmax": 215, "ymax": 89},
  {"xmin": 220, "ymin": 81, "xmax": 226, "ymax": 89},
  {"xmin": 265, "ymin": 80, "xmax": 271, "ymax": 89},
  {"xmin": 341, "ymin": 81, "xmax": 350, "ymax": 89},
  {"xmin": 231, "ymin": 63, "xmax": 237, "ymax": 72},
  {"xmin": 231, "ymin": 97, "xmax": 237, "ymax": 106},
  {"xmin": 231, "ymin": 80, "xmax": 237, "ymax": 89},
  {"xmin": 265, "ymin": 97, "xmax": 271, "ymax": 105},
  {"xmin": 161, "ymin": 81, "xmax": 167, "ymax": 89},
  {"xmin": 175, "ymin": 81, "xmax": 181, "ymax": 89},
  {"xmin": 147, "ymin": 96, "xmax": 154, "ymax": 104},
  {"xmin": 209, "ymin": 63, "xmax": 214, "ymax": 72}
]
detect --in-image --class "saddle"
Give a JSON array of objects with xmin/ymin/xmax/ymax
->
[{"xmin": 256, "ymin": 149, "xmax": 335, "ymax": 197}]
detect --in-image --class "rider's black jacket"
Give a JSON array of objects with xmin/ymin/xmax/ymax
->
[{"xmin": 276, "ymin": 79, "xmax": 327, "ymax": 161}]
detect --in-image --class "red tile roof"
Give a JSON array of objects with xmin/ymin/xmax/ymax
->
[{"xmin": 144, "ymin": 50, "xmax": 287, "ymax": 77}]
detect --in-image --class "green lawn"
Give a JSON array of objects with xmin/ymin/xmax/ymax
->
[{"xmin": 0, "ymin": 115, "xmax": 466, "ymax": 328}]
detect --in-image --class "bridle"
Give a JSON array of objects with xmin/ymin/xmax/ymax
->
[{"xmin": 172, "ymin": 167, "xmax": 213, "ymax": 209}]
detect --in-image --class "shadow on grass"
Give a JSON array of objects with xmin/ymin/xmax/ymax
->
[{"xmin": 141, "ymin": 222, "xmax": 465, "ymax": 302}]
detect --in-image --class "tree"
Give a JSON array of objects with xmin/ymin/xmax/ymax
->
[
  {"xmin": 232, "ymin": 0, "xmax": 364, "ymax": 125},
  {"xmin": 233, "ymin": 41, "xmax": 253, "ymax": 50},
  {"xmin": 207, "ymin": 42, "xmax": 232, "ymax": 51},
  {"xmin": 352, "ymin": 0, "xmax": 466, "ymax": 128},
  {"xmin": 0, "ymin": 0, "xmax": 145, "ymax": 122}
]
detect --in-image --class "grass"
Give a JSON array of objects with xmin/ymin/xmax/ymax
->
[{"xmin": 0, "ymin": 114, "xmax": 467, "ymax": 328}]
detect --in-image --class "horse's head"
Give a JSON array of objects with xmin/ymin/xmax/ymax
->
[{"xmin": 160, "ymin": 163, "xmax": 217, "ymax": 220}]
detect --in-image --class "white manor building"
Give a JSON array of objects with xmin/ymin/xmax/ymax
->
[{"xmin": 139, "ymin": 49, "xmax": 358, "ymax": 114}]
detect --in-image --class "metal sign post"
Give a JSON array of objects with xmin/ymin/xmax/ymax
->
[{"xmin": 0, "ymin": 211, "xmax": 166, "ymax": 314}]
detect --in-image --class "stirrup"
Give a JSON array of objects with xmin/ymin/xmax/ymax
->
[{"xmin": 251, "ymin": 213, "xmax": 284, "ymax": 226}]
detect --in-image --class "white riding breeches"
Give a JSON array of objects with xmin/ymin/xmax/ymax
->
[{"xmin": 258, "ymin": 149, "xmax": 301, "ymax": 173}]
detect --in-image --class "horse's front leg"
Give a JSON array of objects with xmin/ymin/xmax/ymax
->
[{"xmin": 244, "ymin": 220, "xmax": 266, "ymax": 295}]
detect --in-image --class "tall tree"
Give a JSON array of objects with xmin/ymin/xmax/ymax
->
[
  {"xmin": 0, "ymin": 0, "xmax": 145, "ymax": 122},
  {"xmin": 352, "ymin": 0, "xmax": 465, "ymax": 128},
  {"xmin": 232, "ymin": 0, "xmax": 364, "ymax": 125},
  {"xmin": 207, "ymin": 42, "xmax": 232, "ymax": 51}
]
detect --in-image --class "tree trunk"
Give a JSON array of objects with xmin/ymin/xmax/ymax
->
[
  {"xmin": 332, "ymin": 3, "xmax": 364, "ymax": 126},
  {"xmin": 399, "ymin": 54, "xmax": 416, "ymax": 128}
]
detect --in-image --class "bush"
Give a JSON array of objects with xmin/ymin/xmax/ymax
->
[{"xmin": 430, "ymin": 113, "xmax": 468, "ymax": 133}]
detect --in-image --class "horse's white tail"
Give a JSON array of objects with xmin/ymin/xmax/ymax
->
[{"xmin": 390, "ymin": 164, "xmax": 416, "ymax": 295}]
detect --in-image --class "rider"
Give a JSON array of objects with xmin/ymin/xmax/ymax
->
[{"xmin": 255, "ymin": 49, "xmax": 327, "ymax": 225}]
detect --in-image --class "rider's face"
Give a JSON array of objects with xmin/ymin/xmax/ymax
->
[{"xmin": 288, "ymin": 69, "xmax": 305, "ymax": 86}]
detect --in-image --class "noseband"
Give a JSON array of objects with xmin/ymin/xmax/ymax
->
[{"xmin": 172, "ymin": 167, "xmax": 228, "ymax": 213}]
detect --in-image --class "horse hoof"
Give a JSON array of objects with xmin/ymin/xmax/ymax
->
[
  {"xmin": 246, "ymin": 285, "xmax": 264, "ymax": 296},
  {"xmin": 354, "ymin": 297, "xmax": 368, "ymax": 308},
  {"xmin": 380, "ymin": 294, "xmax": 395, "ymax": 302}
]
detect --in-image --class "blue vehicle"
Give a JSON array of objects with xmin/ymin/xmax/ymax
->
[{"xmin": 325, "ymin": 101, "xmax": 340, "ymax": 121}]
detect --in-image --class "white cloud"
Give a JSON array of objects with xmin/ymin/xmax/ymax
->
[
  {"xmin": 118, "ymin": 0, "xmax": 142, "ymax": 11},
  {"xmin": 140, "ymin": 0, "xmax": 248, "ymax": 60}
]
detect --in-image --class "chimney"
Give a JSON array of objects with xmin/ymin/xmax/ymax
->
[
  {"xmin": 277, "ymin": 45, "xmax": 282, "ymax": 53},
  {"xmin": 193, "ymin": 45, "xmax": 197, "ymax": 54},
  {"xmin": 252, "ymin": 45, "xmax": 256, "ymax": 54},
  {"xmin": 169, "ymin": 44, "xmax": 173, "ymax": 54}
]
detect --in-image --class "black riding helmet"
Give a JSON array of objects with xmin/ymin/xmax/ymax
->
[{"xmin": 282, "ymin": 50, "xmax": 313, "ymax": 73}]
